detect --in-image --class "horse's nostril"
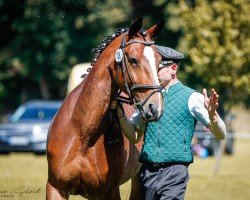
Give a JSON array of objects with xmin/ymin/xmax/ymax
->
[
  {"xmin": 149, "ymin": 104, "xmax": 158, "ymax": 116},
  {"xmin": 145, "ymin": 112, "xmax": 153, "ymax": 120}
]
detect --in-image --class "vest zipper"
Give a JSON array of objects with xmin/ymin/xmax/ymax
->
[
  {"xmin": 184, "ymin": 129, "xmax": 187, "ymax": 152},
  {"xmin": 156, "ymin": 89, "xmax": 167, "ymax": 161},
  {"xmin": 157, "ymin": 131, "xmax": 161, "ymax": 160},
  {"xmin": 157, "ymin": 128, "xmax": 160, "ymax": 161}
]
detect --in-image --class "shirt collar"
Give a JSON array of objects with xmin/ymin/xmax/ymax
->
[{"xmin": 162, "ymin": 80, "xmax": 180, "ymax": 93}]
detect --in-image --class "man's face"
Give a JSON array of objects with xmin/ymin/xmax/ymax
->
[{"xmin": 158, "ymin": 63, "xmax": 176, "ymax": 87}]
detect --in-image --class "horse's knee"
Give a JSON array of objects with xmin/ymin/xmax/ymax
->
[
  {"xmin": 46, "ymin": 181, "xmax": 69, "ymax": 200},
  {"xmin": 130, "ymin": 173, "xmax": 141, "ymax": 200}
]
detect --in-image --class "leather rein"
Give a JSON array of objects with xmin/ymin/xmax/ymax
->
[{"xmin": 114, "ymin": 34, "xmax": 163, "ymax": 110}]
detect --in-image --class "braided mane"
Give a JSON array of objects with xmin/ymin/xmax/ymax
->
[
  {"xmin": 81, "ymin": 28, "xmax": 128, "ymax": 79},
  {"xmin": 91, "ymin": 28, "xmax": 128, "ymax": 66},
  {"xmin": 82, "ymin": 27, "xmax": 146, "ymax": 78}
]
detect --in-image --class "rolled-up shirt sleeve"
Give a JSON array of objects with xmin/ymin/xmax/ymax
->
[
  {"xmin": 188, "ymin": 92, "xmax": 226, "ymax": 139},
  {"xmin": 188, "ymin": 92, "xmax": 210, "ymax": 127}
]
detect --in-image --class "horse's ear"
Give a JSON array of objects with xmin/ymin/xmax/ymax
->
[
  {"xmin": 147, "ymin": 19, "xmax": 165, "ymax": 39},
  {"xmin": 128, "ymin": 17, "xmax": 143, "ymax": 38}
]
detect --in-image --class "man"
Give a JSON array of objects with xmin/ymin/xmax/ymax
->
[{"xmin": 114, "ymin": 45, "xmax": 227, "ymax": 200}]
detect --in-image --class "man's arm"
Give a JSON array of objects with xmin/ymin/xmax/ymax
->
[
  {"xmin": 113, "ymin": 103, "xmax": 145, "ymax": 144},
  {"xmin": 208, "ymin": 115, "xmax": 226, "ymax": 139},
  {"xmin": 203, "ymin": 88, "xmax": 227, "ymax": 140},
  {"xmin": 189, "ymin": 89, "xmax": 227, "ymax": 140}
]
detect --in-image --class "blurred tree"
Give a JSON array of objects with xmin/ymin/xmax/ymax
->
[
  {"xmin": 2, "ymin": 0, "xmax": 248, "ymax": 113},
  {"xmin": 167, "ymin": 0, "xmax": 250, "ymax": 109},
  {"xmin": 0, "ymin": 0, "xmax": 131, "ymax": 111},
  {"xmin": 131, "ymin": 0, "xmax": 180, "ymax": 48}
]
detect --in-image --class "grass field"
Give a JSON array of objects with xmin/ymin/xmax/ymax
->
[{"xmin": 0, "ymin": 138, "xmax": 249, "ymax": 200}]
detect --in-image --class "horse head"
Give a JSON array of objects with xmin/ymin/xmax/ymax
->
[{"xmin": 113, "ymin": 17, "xmax": 165, "ymax": 122}]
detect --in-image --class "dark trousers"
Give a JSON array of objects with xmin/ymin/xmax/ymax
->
[{"xmin": 139, "ymin": 163, "xmax": 190, "ymax": 200}]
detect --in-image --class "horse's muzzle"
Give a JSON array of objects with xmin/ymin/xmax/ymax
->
[{"xmin": 143, "ymin": 103, "xmax": 162, "ymax": 122}]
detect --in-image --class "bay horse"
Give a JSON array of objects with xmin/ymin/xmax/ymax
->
[{"xmin": 46, "ymin": 17, "xmax": 164, "ymax": 200}]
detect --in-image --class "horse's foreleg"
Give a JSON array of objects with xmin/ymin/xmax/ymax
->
[
  {"xmin": 102, "ymin": 187, "xmax": 120, "ymax": 200},
  {"xmin": 46, "ymin": 181, "xmax": 69, "ymax": 200},
  {"xmin": 129, "ymin": 172, "xmax": 141, "ymax": 200}
]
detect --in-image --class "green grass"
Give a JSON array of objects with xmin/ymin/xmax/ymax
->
[{"xmin": 0, "ymin": 138, "xmax": 249, "ymax": 199}]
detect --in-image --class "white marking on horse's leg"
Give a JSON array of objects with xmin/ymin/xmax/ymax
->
[{"xmin": 143, "ymin": 46, "xmax": 162, "ymax": 114}]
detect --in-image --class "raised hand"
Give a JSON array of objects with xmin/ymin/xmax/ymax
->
[{"xmin": 203, "ymin": 88, "xmax": 219, "ymax": 122}]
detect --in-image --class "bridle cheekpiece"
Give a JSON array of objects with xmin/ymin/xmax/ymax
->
[{"xmin": 114, "ymin": 33, "xmax": 163, "ymax": 111}]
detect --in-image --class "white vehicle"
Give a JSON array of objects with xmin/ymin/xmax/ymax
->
[{"xmin": 67, "ymin": 63, "xmax": 91, "ymax": 93}]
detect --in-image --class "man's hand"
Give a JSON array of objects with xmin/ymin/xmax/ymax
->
[{"xmin": 203, "ymin": 88, "xmax": 219, "ymax": 122}]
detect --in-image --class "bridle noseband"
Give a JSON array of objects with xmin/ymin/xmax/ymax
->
[{"xmin": 115, "ymin": 34, "xmax": 163, "ymax": 110}]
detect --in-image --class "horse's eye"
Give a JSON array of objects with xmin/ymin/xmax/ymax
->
[{"xmin": 128, "ymin": 57, "xmax": 138, "ymax": 65}]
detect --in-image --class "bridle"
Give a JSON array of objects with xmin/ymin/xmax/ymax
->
[{"xmin": 114, "ymin": 33, "xmax": 163, "ymax": 111}]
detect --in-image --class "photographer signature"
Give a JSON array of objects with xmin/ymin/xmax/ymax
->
[{"xmin": 0, "ymin": 186, "xmax": 41, "ymax": 197}]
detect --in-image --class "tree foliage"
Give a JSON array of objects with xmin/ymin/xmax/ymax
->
[
  {"xmin": 0, "ymin": 0, "xmax": 131, "ymax": 111},
  {"xmin": 0, "ymin": 0, "xmax": 249, "ymax": 113},
  {"xmin": 167, "ymin": 0, "xmax": 250, "ymax": 109}
]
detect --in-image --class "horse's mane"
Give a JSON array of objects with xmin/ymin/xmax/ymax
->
[
  {"xmin": 81, "ymin": 28, "xmax": 128, "ymax": 79},
  {"xmin": 91, "ymin": 28, "xmax": 128, "ymax": 66},
  {"xmin": 82, "ymin": 27, "xmax": 146, "ymax": 78}
]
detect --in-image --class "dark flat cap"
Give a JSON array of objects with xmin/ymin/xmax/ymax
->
[{"xmin": 155, "ymin": 45, "xmax": 184, "ymax": 60}]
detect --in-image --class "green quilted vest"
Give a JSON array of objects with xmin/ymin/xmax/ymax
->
[{"xmin": 140, "ymin": 82, "xmax": 196, "ymax": 163}]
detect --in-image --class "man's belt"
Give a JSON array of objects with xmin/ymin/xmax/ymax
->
[{"xmin": 142, "ymin": 161, "xmax": 190, "ymax": 167}]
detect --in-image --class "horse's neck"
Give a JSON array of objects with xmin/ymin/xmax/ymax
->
[{"xmin": 74, "ymin": 64, "xmax": 113, "ymax": 143}]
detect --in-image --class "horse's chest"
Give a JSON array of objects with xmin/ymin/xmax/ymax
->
[
  {"xmin": 119, "ymin": 138, "xmax": 143, "ymax": 184},
  {"xmin": 70, "ymin": 150, "xmax": 122, "ymax": 197}
]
